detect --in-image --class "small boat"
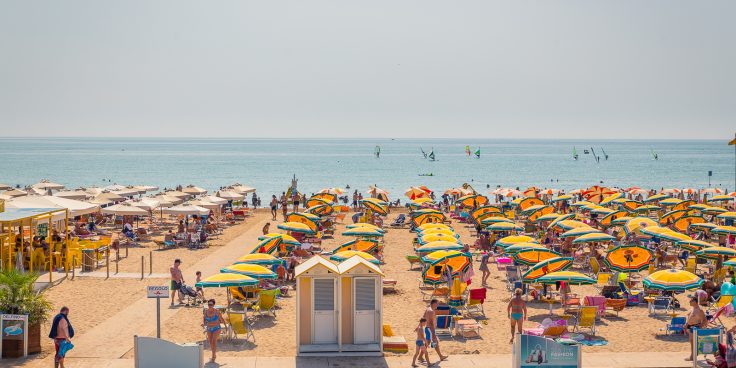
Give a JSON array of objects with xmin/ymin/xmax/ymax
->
[
  {"xmin": 418, "ymin": 173, "xmax": 434, "ymax": 177},
  {"xmin": 583, "ymin": 149, "xmax": 590, "ymax": 154}
]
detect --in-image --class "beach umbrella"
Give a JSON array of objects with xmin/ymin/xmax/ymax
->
[
  {"xmin": 471, "ymin": 206, "xmax": 502, "ymax": 219},
  {"xmin": 623, "ymin": 217, "xmax": 658, "ymax": 236},
  {"xmin": 551, "ymin": 195, "xmax": 572, "ymax": 202},
  {"xmin": 286, "ymin": 212, "xmax": 320, "ymax": 231},
  {"xmin": 695, "ymin": 246, "xmax": 736, "ymax": 259},
  {"xmin": 405, "ymin": 187, "xmax": 430, "ymax": 200},
  {"xmin": 496, "ymin": 235, "xmax": 537, "ymax": 248},
  {"xmin": 186, "ymin": 199, "xmax": 220, "ymax": 210},
  {"xmin": 487, "ymin": 222, "xmax": 523, "ymax": 232},
  {"xmin": 522, "ymin": 257, "xmax": 574, "ymax": 282},
  {"xmin": 229, "ymin": 184, "xmax": 256, "ymax": 194},
  {"xmin": 572, "ymin": 233, "xmax": 616, "ymax": 244},
  {"xmin": 643, "ymin": 269, "xmax": 703, "ymax": 291},
  {"xmin": 480, "ymin": 216, "xmax": 514, "ymax": 226},
  {"xmin": 215, "ymin": 190, "xmax": 244, "ymax": 201},
  {"xmin": 319, "ymin": 187, "xmax": 344, "ymax": 195},
  {"xmin": 416, "ymin": 241, "xmax": 464, "ymax": 254},
  {"xmin": 672, "ymin": 216, "xmax": 705, "ymax": 233},
  {"xmin": 422, "ymin": 250, "xmax": 471, "ymax": 273},
  {"xmin": 411, "ymin": 208, "xmax": 442, "ymax": 216},
  {"xmin": 600, "ymin": 193, "xmax": 624, "ymax": 205},
  {"xmin": 346, "ymin": 223, "xmax": 385, "ymax": 232},
  {"xmin": 418, "ymin": 233, "xmax": 460, "ymax": 244},
  {"xmin": 604, "ymin": 245, "xmax": 653, "ymax": 272},
  {"xmin": 549, "ymin": 220, "xmax": 589, "ymax": 231},
  {"xmin": 716, "ymin": 212, "xmax": 736, "ymax": 221},
  {"xmin": 32, "ymin": 180, "xmax": 65, "ymax": 190},
  {"xmin": 518, "ymin": 197, "xmax": 544, "ymax": 211},
  {"xmin": 504, "ymin": 242, "xmax": 545, "ymax": 254},
  {"xmin": 220, "ymin": 264, "xmax": 277, "ymax": 280},
  {"xmin": 689, "ymin": 204, "xmax": 709, "ymax": 211},
  {"xmin": 258, "ymin": 233, "xmax": 301, "ymax": 246},
  {"xmin": 547, "ymin": 213, "xmax": 576, "ymax": 228},
  {"xmin": 164, "ymin": 204, "xmax": 210, "ymax": 216},
  {"xmin": 536, "ymin": 271, "xmax": 595, "ymax": 285},
  {"xmin": 195, "ymin": 273, "xmax": 258, "ymax": 288},
  {"xmin": 308, "ymin": 204, "xmax": 334, "ymax": 216},
  {"xmin": 1, "ymin": 189, "xmax": 28, "ymax": 198},
  {"xmin": 712, "ymin": 226, "xmax": 736, "ymax": 236},
  {"xmin": 417, "ymin": 223, "xmax": 452, "ymax": 232},
  {"xmin": 457, "ymin": 194, "xmax": 489, "ymax": 207},
  {"xmin": 234, "ymin": 253, "xmax": 286, "ymax": 267},
  {"xmin": 600, "ymin": 211, "xmax": 628, "ymax": 227},
  {"xmin": 202, "ymin": 196, "xmax": 228, "ymax": 205},
  {"xmin": 153, "ymin": 194, "xmax": 185, "ymax": 206},
  {"xmin": 361, "ymin": 199, "xmax": 388, "ymax": 215},
  {"xmin": 251, "ymin": 236, "xmax": 291, "ymax": 255},
  {"xmin": 660, "ymin": 198, "xmax": 683, "ymax": 206},
  {"xmin": 634, "ymin": 205, "xmax": 660, "ymax": 213},
  {"xmin": 101, "ymin": 203, "xmax": 148, "ymax": 216},
  {"xmin": 702, "ymin": 188, "xmax": 724, "ymax": 195},
  {"xmin": 610, "ymin": 216, "xmax": 633, "ymax": 226},
  {"xmin": 182, "ymin": 185, "xmax": 208, "ymax": 195},
  {"xmin": 330, "ymin": 250, "xmax": 380, "ymax": 265},
  {"xmin": 330, "ymin": 239, "xmax": 380, "ymax": 254},
  {"xmin": 53, "ymin": 190, "xmax": 91, "ymax": 200},
  {"xmin": 723, "ymin": 258, "xmax": 736, "ymax": 267},
  {"xmin": 525, "ymin": 205, "xmax": 555, "ymax": 221},
  {"xmin": 417, "ymin": 228, "xmax": 457, "ymax": 237},
  {"xmin": 277, "ymin": 221, "xmax": 316, "ymax": 234},
  {"xmin": 672, "ymin": 200, "xmax": 697, "ymax": 211},
  {"xmin": 689, "ymin": 222, "xmax": 718, "ymax": 232},
  {"xmin": 412, "ymin": 212, "xmax": 446, "ymax": 227},
  {"xmin": 513, "ymin": 248, "xmax": 561, "ymax": 265},
  {"xmin": 343, "ymin": 227, "xmax": 384, "ymax": 237},
  {"xmin": 702, "ymin": 206, "xmax": 728, "ymax": 215},
  {"xmin": 640, "ymin": 227, "xmax": 692, "ymax": 242},
  {"xmin": 589, "ymin": 206, "xmax": 614, "ymax": 215},
  {"xmin": 535, "ymin": 213, "xmax": 562, "ymax": 223},
  {"xmin": 560, "ymin": 227, "xmax": 600, "ymax": 238},
  {"xmin": 710, "ymin": 195, "xmax": 734, "ymax": 202},
  {"xmin": 643, "ymin": 193, "xmax": 670, "ymax": 203},
  {"xmin": 675, "ymin": 239, "xmax": 715, "ymax": 252},
  {"xmin": 306, "ymin": 197, "xmax": 331, "ymax": 209},
  {"xmin": 659, "ymin": 210, "xmax": 688, "ymax": 225},
  {"xmin": 89, "ymin": 191, "xmax": 125, "ymax": 205}
]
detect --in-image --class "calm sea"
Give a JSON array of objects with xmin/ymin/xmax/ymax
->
[{"xmin": 0, "ymin": 138, "xmax": 734, "ymax": 198}]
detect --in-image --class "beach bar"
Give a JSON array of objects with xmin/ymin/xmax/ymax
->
[{"xmin": 295, "ymin": 255, "xmax": 383, "ymax": 355}]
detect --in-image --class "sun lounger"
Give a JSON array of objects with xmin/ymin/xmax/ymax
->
[
  {"xmin": 454, "ymin": 319, "xmax": 482, "ymax": 339},
  {"xmin": 383, "ymin": 279, "xmax": 398, "ymax": 293},
  {"xmin": 226, "ymin": 312, "xmax": 255, "ymax": 344},
  {"xmin": 406, "ymin": 255, "xmax": 422, "ymax": 270},
  {"xmin": 382, "ymin": 324, "xmax": 408, "ymax": 354},
  {"xmin": 253, "ymin": 289, "xmax": 279, "ymax": 318},
  {"xmin": 465, "ymin": 288, "xmax": 487, "ymax": 317},
  {"xmin": 605, "ymin": 298, "xmax": 626, "ymax": 317},
  {"xmin": 583, "ymin": 295, "xmax": 606, "ymax": 318},
  {"xmin": 650, "ymin": 297, "xmax": 671, "ymax": 315},
  {"xmin": 665, "ymin": 316, "xmax": 686, "ymax": 335},
  {"xmin": 574, "ymin": 306, "xmax": 597, "ymax": 335}
]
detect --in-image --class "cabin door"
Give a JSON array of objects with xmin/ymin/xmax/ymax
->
[
  {"xmin": 312, "ymin": 278, "xmax": 337, "ymax": 344},
  {"xmin": 354, "ymin": 277, "xmax": 378, "ymax": 344}
]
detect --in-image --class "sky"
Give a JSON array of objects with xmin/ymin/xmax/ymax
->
[{"xmin": 0, "ymin": 1, "xmax": 734, "ymax": 139}]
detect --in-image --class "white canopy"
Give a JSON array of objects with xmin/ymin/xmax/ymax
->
[
  {"xmin": 202, "ymin": 195, "xmax": 228, "ymax": 205},
  {"xmin": 153, "ymin": 195, "xmax": 184, "ymax": 206},
  {"xmin": 31, "ymin": 180, "xmax": 65, "ymax": 190},
  {"xmin": 126, "ymin": 198, "xmax": 165, "ymax": 210},
  {"xmin": 182, "ymin": 185, "xmax": 208, "ymax": 195},
  {"xmin": 89, "ymin": 192, "xmax": 125, "ymax": 205},
  {"xmin": 132, "ymin": 185, "xmax": 159, "ymax": 193},
  {"xmin": 164, "ymin": 205, "xmax": 210, "ymax": 216},
  {"xmin": 111, "ymin": 189, "xmax": 141, "ymax": 197},
  {"xmin": 216, "ymin": 190, "xmax": 244, "ymax": 200},
  {"xmin": 7, "ymin": 195, "xmax": 100, "ymax": 218},
  {"xmin": 54, "ymin": 190, "xmax": 91, "ymax": 200},
  {"xmin": 230, "ymin": 185, "xmax": 256, "ymax": 194},
  {"xmin": 1, "ymin": 189, "xmax": 27, "ymax": 198},
  {"xmin": 0, "ymin": 183, "xmax": 12, "ymax": 190},
  {"xmin": 162, "ymin": 190, "xmax": 191, "ymax": 198},
  {"xmin": 101, "ymin": 203, "xmax": 148, "ymax": 216},
  {"xmin": 187, "ymin": 200, "xmax": 220, "ymax": 210}
]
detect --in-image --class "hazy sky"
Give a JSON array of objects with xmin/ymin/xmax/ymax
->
[{"xmin": 1, "ymin": 1, "xmax": 734, "ymax": 139}]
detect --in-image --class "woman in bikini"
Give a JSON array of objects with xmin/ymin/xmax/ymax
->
[
  {"xmin": 507, "ymin": 288, "xmax": 527, "ymax": 343},
  {"xmin": 202, "ymin": 299, "xmax": 225, "ymax": 362}
]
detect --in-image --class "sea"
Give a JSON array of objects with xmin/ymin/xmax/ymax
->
[{"xmin": 0, "ymin": 138, "xmax": 734, "ymax": 199}]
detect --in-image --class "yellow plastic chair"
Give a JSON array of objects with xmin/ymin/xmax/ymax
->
[
  {"xmin": 685, "ymin": 258, "xmax": 696, "ymax": 274},
  {"xmin": 252, "ymin": 289, "xmax": 279, "ymax": 317},
  {"xmin": 595, "ymin": 273, "xmax": 612, "ymax": 290},
  {"xmin": 714, "ymin": 295, "xmax": 734, "ymax": 309},
  {"xmin": 226, "ymin": 312, "xmax": 254, "ymax": 343},
  {"xmin": 574, "ymin": 306, "xmax": 597, "ymax": 335},
  {"xmin": 589, "ymin": 258, "xmax": 600, "ymax": 275}
]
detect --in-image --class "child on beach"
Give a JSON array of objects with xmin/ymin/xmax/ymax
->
[
  {"xmin": 195, "ymin": 271, "xmax": 204, "ymax": 299},
  {"xmin": 412, "ymin": 318, "xmax": 431, "ymax": 367}
]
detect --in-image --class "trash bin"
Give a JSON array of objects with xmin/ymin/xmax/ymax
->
[{"xmin": 82, "ymin": 248, "xmax": 95, "ymax": 272}]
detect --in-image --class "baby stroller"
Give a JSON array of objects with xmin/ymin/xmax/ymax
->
[{"xmin": 179, "ymin": 283, "xmax": 204, "ymax": 306}]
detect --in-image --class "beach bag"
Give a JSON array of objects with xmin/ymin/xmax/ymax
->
[{"xmin": 726, "ymin": 333, "xmax": 736, "ymax": 367}]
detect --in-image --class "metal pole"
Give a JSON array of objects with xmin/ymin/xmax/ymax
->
[
  {"xmin": 149, "ymin": 251, "xmax": 152, "ymax": 275},
  {"xmin": 116, "ymin": 249, "xmax": 119, "ymax": 274},
  {"xmin": 156, "ymin": 297, "xmax": 161, "ymax": 338},
  {"xmin": 49, "ymin": 216, "xmax": 53, "ymax": 284},
  {"xmin": 72, "ymin": 257, "xmax": 76, "ymax": 280},
  {"xmin": 141, "ymin": 256, "xmax": 144, "ymax": 280},
  {"xmin": 106, "ymin": 248, "xmax": 110, "ymax": 279}
]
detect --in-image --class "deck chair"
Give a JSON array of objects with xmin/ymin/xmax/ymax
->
[
  {"xmin": 382, "ymin": 324, "xmax": 408, "ymax": 353},
  {"xmin": 710, "ymin": 295, "xmax": 734, "ymax": 313},
  {"xmin": 617, "ymin": 282, "xmax": 642, "ymax": 306},
  {"xmin": 434, "ymin": 311, "xmax": 454, "ymax": 339},
  {"xmin": 605, "ymin": 298, "xmax": 627, "ymax": 317},
  {"xmin": 465, "ymin": 288, "xmax": 487, "ymax": 317},
  {"xmin": 650, "ymin": 297, "xmax": 672, "ymax": 315},
  {"xmin": 226, "ymin": 312, "xmax": 255, "ymax": 343},
  {"xmin": 389, "ymin": 214, "xmax": 407, "ymax": 228},
  {"xmin": 665, "ymin": 316, "xmax": 686, "ymax": 335},
  {"xmin": 685, "ymin": 258, "xmax": 696, "ymax": 274},
  {"xmin": 563, "ymin": 295, "xmax": 582, "ymax": 315},
  {"xmin": 706, "ymin": 305, "xmax": 729, "ymax": 329},
  {"xmin": 574, "ymin": 306, "xmax": 597, "ymax": 335},
  {"xmin": 595, "ymin": 273, "xmax": 612, "ymax": 291},
  {"xmin": 253, "ymin": 289, "xmax": 279, "ymax": 317},
  {"xmin": 406, "ymin": 255, "xmax": 422, "ymax": 270},
  {"xmin": 506, "ymin": 266, "xmax": 520, "ymax": 291}
]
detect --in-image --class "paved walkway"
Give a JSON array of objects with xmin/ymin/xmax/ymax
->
[
  {"xmin": 76, "ymin": 271, "xmax": 171, "ymax": 279},
  {"xmin": 12, "ymin": 351, "xmax": 706, "ymax": 368}
]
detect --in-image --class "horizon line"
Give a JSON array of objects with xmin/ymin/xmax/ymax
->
[{"xmin": 0, "ymin": 136, "xmax": 732, "ymax": 142}]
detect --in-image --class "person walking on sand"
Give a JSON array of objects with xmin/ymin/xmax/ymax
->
[
  {"xmin": 270, "ymin": 195, "xmax": 278, "ymax": 220},
  {"xmin": 202, "ymin": 299, "xmax": 225, "ymax": 363},
  {"xmin": 507, "ymin": 288, "xmax": 527, "ymax": 343},
  {"xmin": 422, "ymin": 299, "xmax": 449, "ymax": 362},
  {"xmin": 49, "ymin": 306, "xmax": 74, "ymax": 368},
  {"xmin": 280, "ymin": 193, "xmax": 288, "ymax": 221},
  {"xmin": 170, "ymin": 259, "xmax": 184, "ymax": 306},
  {"xmin": 412, "ymin": 318, "xmax": 431, "ymax": 367},
  {"xmin": 479, "ymin": 251, "xmax": 491, "ymax": 286}
]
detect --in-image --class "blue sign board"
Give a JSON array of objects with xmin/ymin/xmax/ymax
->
[{"xmin": 516, "ymin": 334, "xmax": 580, "ymax": 368}]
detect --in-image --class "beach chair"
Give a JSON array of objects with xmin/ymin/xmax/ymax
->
[
  {"xmin": 465, "ymin": 288, "xmax": 487, "ymax": 317},
  {"xmin": 583, "ymin": 295, "xmax": 606, "ymax": 319},
  {"xmin": 605, "ymin": 298, "xmax": 627, "ymax": 317},
  {"xmin": 589, "ymin": 257, "xmax": 600, "ymax": 275},
  {"xmin": 382, "ymin": 324, "xmax": 409, "ymax": 353},
  {"xmin": 574, "ymin": 306, "xmax": 597, "ymax": 335},
  {"xmin": 685, "ymin": 258, "xmax": 696, "ymax": 274},
  {"xmin": 406, "ymin": 255, "xmax": 422, "ymax": 270},
  {"xmin": 563, "ymin": 295, "xmax": 582, "ymax": 315},
  {"xmin": 650, "ymin": 296, "xmax": 671, "ymax": 315},
  {"xmin": 382, "ymin": 279, "xmax": 398, "ymax": 293},
  {"xmin": 226, "ymin": 312, "xmax": 254, "ymax": 343},
  {"xmin": 434, "ymin": 311, "xmax": 454, "ymax": 339},
  {"xmin": 707, "ymin": 305, "xmax": 729, "ymax": 329},
  {"xmin": 665, "ymin": 316, "xmax": 686, "ymax": 335},
  {"xmin": 389, "ymin": 214, "xmax": 407, "ymax": 228},
  {"xmin": 710, "ymin": 295, "xmax": 734, "ymax": 313},
  {"xmin": 617, "ymin": 282, "xmax": 642, "ymax": 306},
  {"xmin": 506, "ymin": 266, "xmax": 520, "ymax": 291},
  {"xmin": 595, "ymin": 273, "xmax": 612, "ymax": 291},
  {"xmin": 253, "ymin": 289, "xmax": 279, "ymax": 318}
]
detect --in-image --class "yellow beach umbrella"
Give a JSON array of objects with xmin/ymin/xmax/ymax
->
[
  {"xmin": 496, "ymin": 235, "xmax": 537, "ymax": 248},
  {"xmin": 513, "ymin": 248, "xmax": 561, "ymax": 265},
  {"xmin": 195, "ymin": 273, "xmax": 259, "ymax": 288},
  {"xmin": 330, "ymin": 250, "xmax": 380, "ymax": 265},
  {"xmin": 220, "ymin": 264, "xmax": 277, "ymax": 280},
  {"xmin": 522, "ymin": 257, "xmax": 574, "ymax": 282},
  {"xmin": 504, "ymin": 242, "xmax": 545, "ymax": 254},
  {"xmin": 412, "ymin": 212, "xmax": 446, "ymax": 227},
  {"xmin": 712, "ymin": 226, "xmax": 736, "ymax": 236},
  {"xmin": 422, "ymin": 250, "xmax": 471, "ymax": 274},
  {"xmin": 624, "ymin": 217, "xmax": 658, "ymax": 236},
  {"xmin": 600, "ymin": 193, "xmax": 624, "ymax": 205},
  {"xmin": 549, "ymin": 219, "xmax": 589, "ymax": 231},
  {"xmin": 277, "ymin": 221, "xmax": 316, "ymax": 234},
  {"xmin": 417, "ymin": 223, "xmax": 452, "ymax": 232},
  {"xmin": 672, "ymin": 216, "xmax": 705, "ymax": 233},
  {"xmin": 487, "ymin": 222, "xmax": 523, "ymax": 232},
  {"xmin": 695, "ymin": 246, "xmax": 736, "ymax": 259},
  {"xmin": 330, "ymin": 239, "xmax": 380, "ymax": 254},
  {"xmin": 643, "ymin": 269, "xmax": 703, "ymax": 291},
  {"xmin": 559, "ymin": 227, "xmax": 600, "ymax": 238},
  {"xmin": 676, "ymin": 239, "xmax": 715, "ymax": 252},
  {"xmin": 600, "ymin": 210, "xmax": 628, "ymax": 227},
  {"xmin": 572, "ymin": 232, "xmax": 616, "ymax": 244},
  {"xmin": 306, "ymin": 197, "xmax": 331, "ymax": 208},
  {"xmin": 235, "ymin": 253, "xmax": 286, "ymax": 267},
  {"xmin": 416, "ymin": 241, "xmax": 464, "ymax": 254},
  {"xmin": 311, "ymin": 192, "xmax": 337, "ymax": 204},
  {"xmin": 418, "ymin": 233, "xmax": 460, "ymax": 244},
  {"xmin": 518, "ymin": 197, "xmax": 544, "ymax": 211}
]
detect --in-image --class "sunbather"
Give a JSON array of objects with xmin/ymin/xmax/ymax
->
[{"xmin": 508, "ymin": 288, "xmax": 527, "ymax": 343}]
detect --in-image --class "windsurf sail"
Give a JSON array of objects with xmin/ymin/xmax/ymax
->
[
  {"xmin": 421, "ymin": 148, "xmax": 427, "ymax": 159},
  {"xmin": 474, "ymin": 147, "xmax": 480, "ymax": 158},
  {"xmin": 374, "ymin": 145, "xmax": 380, "ymax": 158},
  {"xmin": 428, "ymin": 148, "xmax": 436, "ymax": 161},
  {"xmin": 573, "ymin": 147, "xmax": 578, "ymax": 160},
  {"xmin": 465, "ymin": 145, "xmax": 471, "ymax": 156},
  {"xmin": 651, "ymin": 149, "xmax": 658, "ymax": 160},
  {"xmin": 591, "ymin": 147, "xmax": 600, "ymax": 163},
  {"xmin": 601, "ymin": 148, "xmax": 608, "ymax": 160}
]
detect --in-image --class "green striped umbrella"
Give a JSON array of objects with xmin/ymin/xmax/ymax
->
[
  {"xmin": 643, "ymin": 269, "xmax": 703, "ymax": 291},
  {"xmin": 536, "ymin": 271, "xmax": 595, "ymax": 285},
  {"xmin": 535, "ymin": 213, "xmax": 562, "ymax": 223},
  {"xmin": 716, "ymin": 212, "xmax": 736, "ymax": 221},
  {"xmin": 712, "ymin": 226, "xmax": 736, "ymax": 235},
  {"xmin": 496, "ymin": 235, "xmax": 537, "ymax": 248},
  {"xmin": 513, "ymin": 248, "xmax": 561, "ymax": 266},
  {"xmin": 504, "ymin": 242, "xmax": 545, "ymax": 254},
  {"xmin": 572, "ymin": 233, "xmax": 616, "ymax": 244},
  {"xmin": 487, "ymin": 222, "xmax": 523, "ymax": 232},
  {"xmin": 521, "ymin": 257, "xmax": 574, "ymax": 282},
  {"xmin": 343, "ymin": 227, "xmax": 385, "ymax": 237},
  {"xmin": 220, "ymin": 264, "xmax": 277, "ymax": 280},
  {"xmin": 695, "ymin": 246, "xmax": 736, "ymax": 259},
  {"xmin": 560, "ymin": 227, "xmax": 600, "ymax": 238},
  {"xmin": 195, "ymin": 273, "xmax": 259, "ymax": 288},
  {"xmin": 676, "ymin": 239, "xmax": 716, "ymax": 252},
  {"xmin": 481, "ymin": 217, "xmax": 515, "ymax": 225}
]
